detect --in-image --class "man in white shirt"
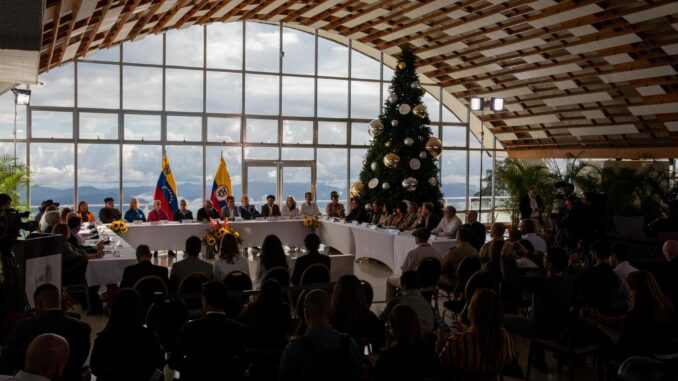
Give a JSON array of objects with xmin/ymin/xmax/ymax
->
[
  {"xmin": 520, "ymin": 219, "xmax": 546, "ymax": 254},
  {"xmin": 431, "ymin": 206, "xmax": 463, "ymax": 238},
  {"xmin": 385, "ymin": 228, "xmax": 442, "ymax": 302},
  {"xmin": 612, "ymin": 244, "xmax": 638, "ymax": 306},
  {"xmin": 300, "ymin": 192, "xmax": 320, "ymax": 217},
  {"xmin": 0, "ymin": 334, "xmax": 70, "ymax": 381}
]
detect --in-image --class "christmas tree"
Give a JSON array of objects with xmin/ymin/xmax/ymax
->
[{"xmin": 354, "ymin": 46, "xmax": 444, "ymax": 210}]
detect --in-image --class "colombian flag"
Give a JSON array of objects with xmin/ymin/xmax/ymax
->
[
  {"xmin": 210, "ymin": 156, "xmax": 232, "ymax": 215},
  {"xmin": 153, "ymin": 155, "xmax": 179, "ymax": 221}
]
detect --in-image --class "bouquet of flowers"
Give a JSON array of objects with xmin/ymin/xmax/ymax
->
[
  {"xmin": 109, "ymin": 220, "xmax": 128, "ymax": 235},
  {"xmin": 302, "ymin": 216, "xmax": 320, "ymax": 232},
  {"xmin": 202, "ymin": 218, "xmax": 242, "ymax": 250}
]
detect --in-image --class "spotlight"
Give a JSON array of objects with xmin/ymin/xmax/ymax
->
[
  {"xmin": 470, "ymin": 97, "xmax": 484, "ymax": 111},
  {"xmin": 11, "ymin": 88, "xmax": 31, "ymax": 105},
  {"xmin": 490, "ymin": 97, "xmax": 504, "ymax": 111}
]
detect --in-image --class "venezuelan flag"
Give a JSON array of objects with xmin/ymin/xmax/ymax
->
[
  {"xmin": 153, "ymin": 155, "xmax": 179, "ymax": 220},
  {"xmin": 210, "ymin": 156, "xmax": 232, "ymax": 215}
]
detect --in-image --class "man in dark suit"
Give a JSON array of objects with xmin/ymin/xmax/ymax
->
[
  {"xmin": 173, "ymin": 199, "xmax": 194, "ymax": 222},
  {"xmin": 0, "ymin": 284, "xmax": 91, "ymax": 381},
  {"xmin": 196, "ymin": 200, "xmax": 220, "ymax": 221},
  {"xmin": 169, "ymin": 281, "xmax": 247, "ymax": 381},
  {"xmin": 260, "ymin": 195, "xmax": 281, "ymax": 218},
  {"xmin": 98, "ymin": 197, "xmax": 122, "ymax": 223},
  {"xmin": 519, "ymin": 185, "xmax": 544, "ymax": 226},
  {"xmin": 366, "ymin": 200, "xmax": 383, "ymax": 225},
  {"xmin": 462, "ymin": 210, "xmax": 486, "ymax": 251},
  {"xmin": 572, "ymin": 241, "xmax": 619, "ymax": 314},
  {"xmin": 120, "ymin": 245, "xmax": 170, "ymax": 289},
  {"xmin": 291, "ymin": 233, "xmax": 331, "ymax": 286},
  {"xmin": 413, "ymin": 202, "xmax": 441, "ymax": 232},
  {"xmin": 170, "ymin": 236, "xmax": 214, "ymax": 287}
]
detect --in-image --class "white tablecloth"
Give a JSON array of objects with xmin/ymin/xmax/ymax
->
[
  {"xmin": 84, "ymin": 227, "xmax": 137, "ymax": 286},
  {"xmin": 351, "ymin": 225, "xmax": 398, "ymax": 270},
  {"xmin": 317, "ymin": 221, "xmax": 355, "ymax": 253}
]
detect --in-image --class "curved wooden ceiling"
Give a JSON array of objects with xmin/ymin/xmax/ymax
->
[{"xmin": 39, "ymin": 0, "xmax": 678, "ymax": 158}]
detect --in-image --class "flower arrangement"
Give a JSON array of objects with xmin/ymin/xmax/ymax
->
[
  {"xmin": 108, "ymin": 220, "xmax": 128, "ymax": 235},
  {"xmin": 202, "ymin": 218, "xmax": 242, "ymax": 249},
  {"xmin": 302, "ymin": 216, "xmax": 320, "ymax": 231}
]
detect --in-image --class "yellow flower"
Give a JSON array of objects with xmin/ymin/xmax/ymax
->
[
  {"xmin": 111, "ymin": 221, "xmax": 121, "ymax": 230},
  {"xmin": 121, "ymin": 226, "xmax": 128, "ymax": 233},
  {"xmin": 206, "ymin": 236, "xmax": 216, "ymax": 246}
]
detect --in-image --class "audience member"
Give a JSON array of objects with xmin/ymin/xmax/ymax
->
[
  {"xmin": 221, "ymin": 196, "xmax": 240, "ymax": 220},
  {"xmin": 291, "ymin": 233, "xmax": 330, "ymax": 286},
  {"xmin": 611, "ymin": 243, "xmax": 638, "ymax": 307},
  {"xmin": 59, "ymin": 207, "xmax": 72, "ymax": 223},
  {"xmin": 572, "ymin": 241, "xmax": 618, "ymax": 313},
  {"xmin": 508, "ymin": 228, "xmax": 522, "ymax": 243},
  {"xmin": 169, "ymin": 281, "xmax": 247, "ymax": 381},
  {"xmin": 124, "ymin": 197, "xmax": 145, "ymax": 223},
  {"xmin": 432, "ymin": 205, "xmax": 463, "ymax": 238},
  {"xmin": 520, "ymin": 185, "xmax": 543, "ymax": 228},
  {"xmin": 0, "ymin": 334, "xmax": 70, "ymax": 381},
  {"xmin": 173, "ymin": 199, "xmax": 194, "ymax": 222},
  {"xmin": 367, "ymin": 200, "xmax": 384, "ymax": 225},
  {"xmin": 146, "ymin": 200, "xmax": 169, "ymax": 222},
  {"xmin": 520, "ymin": 219, "xmax": 546, "ymax": 254},
  {"xmin": 345, "ymin": 198, "xmax": 366, "ymax": 223},
  {"xmin": 374, "ymin": 305, "xmax": 440, "ymax": 381},
  {"xmin": 399, "ymin": 202, "xmax": 418, "ymax": 231},
  {"xmin": 279, "ymin": 289, "xmax": 361, "ymax": 381},
  {"xmin": 90, "ymin": 289, "xmax": 164, "ymax": 381},
  {"xmin": 413, "ymin": 202, "xmax": 440, "ymax": 232},
  {"xmin": 300, "ymin": 192, "xmax": 320, "ymax": 217},
  {"xmin": 330, "ymin": 275, "xmax": 385, "ymax": 350},
  {"xmin": 386, "ymin": 228, "xmax": 442, "ymax": 301},
  {"xmin": 479, "ymin": 222, "xmax": 506, "ymax": 264},
  {"xmin": 508, "ymin": 240, "xmax": 540, "ymax": 269},
  {"xmin": 213, "ymin": 233, "xmax": 250, "ymax": 281},
  {"xmin": 236, "ymin": 280, "xmax": 292, "ymax": 381},
  {"xmin": 439, "ymin": 227, "xmax": 478, "ymax": 291},
  {"xmin": 36, "ymin": 200, "xmax": 58, "ymax": 228},
  {"xmin": 463, "ymin": 210, "xmax": 486, "ymax": 251},
  {"xmin": 325, "ymin": 191, "xmax": 345, "ymax": 218},
  {"xmin": 119, "ymin": 245, "xmax": 169, "ymax": 289},
  {"xmin": 238, "ymin": 195, "xmax": 260, "ymax": 220},
  {"xmin": 98, "ymin": 197, "xmax": 121, "ymax": 223},
  {"xmin": 76, "ymin": 201, "xmax": 94, "ymax": 223},
  {"xmin": 197, "ymin": 200, "xmax": 220, "ymax": 221},
  {"xmin": 41, "ymin": 210, "xmax": 60, "ymax": 233},
  {"xmin": 256, "ymin": 235, "xmax": 289, "ymax": 285},
  {"xmin": 66, "ymin": 214, "xmax": 103, "ymax": 254},
  {"xmin": 438, "ymin": 289, "xmax": 516, "ymax": 380},
  {"xmin": 0, "ymin": 285, "xmax": 90, "ymax": 381},
  {"xmin": 659, "ymin": 240, "xmax": 678, "ymax": 307},
  {"xmin": 170, "ymin": 236, "xmax": 213, "ymax": 285},
  {"xmin": 261, "ymin": 195, "xmax": 281, "ymax": 218},
  {"xmin": 281, "ymin": 196, "xmax": 300, "ymax": 218}
]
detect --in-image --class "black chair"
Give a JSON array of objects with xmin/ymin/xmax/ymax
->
[
  {"xmin": 261, "ymin": 266, "xmax": 291, "ymax": 287},
  {"xmin": 417, "ymin": 257, "xmax": 442, "ymax": 312},
  {"xmin": 444, "ymin": 270, "xmax": 496, "ymax": 323},
  {"xmin": 617, "ymin": 357, "xmax": 675, "ymax": 381},
  {"xmin": 133, "ymin": 275, "xmax": 168, "ymax": 314},
  {"xmin": 299, "ymin": 263, "xmax": 330, "ymax": 286},
  {"xmin": 223, "ymin": 270, "xmax": 254, "ymax": 306},
  {"xmin": 146, "ymin": 295, "xmax": 189, "ymax": 353},
  {"xmin": 360, "ymin": 280, "xmax": 374, "ymax": 308},
  {"xmin": 455, "ymin": 255, "xmax": 481, "ymax": 296},
  {"xmin": 178, "ymin": 272, "xmax": 210, "ymax": 318}
]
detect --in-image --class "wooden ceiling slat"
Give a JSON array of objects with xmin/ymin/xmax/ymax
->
[
  {"xmin": 101, "ymin": 0, "xmax": 143, "ymax": 49},
  {"xmin": 75, "ymin": 0, "xmax": 113, "ymax": 60}
]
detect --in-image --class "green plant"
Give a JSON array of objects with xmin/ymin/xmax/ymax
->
[
  {"xmin": 545, "ymin": 155, "xmax": 601, "ymax": 194},
  {"xmin": 0, "ymin": 154, "xmax": 30, "ymax": 210},
  {"xmin": 494, "ymin": 158, "xmax": 554, "ymax": 227}
]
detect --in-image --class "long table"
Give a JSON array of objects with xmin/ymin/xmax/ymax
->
[{"xmin": 83, "ymin": 226, "xmax": 137, "ymax": 286}]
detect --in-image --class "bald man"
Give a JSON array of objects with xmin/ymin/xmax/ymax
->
[
  {"xmin": 0, "ymin": 333, "xmax": 70, "ymax": 381},
  {"xmin": 659, "ymin": 240, "xmax": 678, "ymax": 306}
]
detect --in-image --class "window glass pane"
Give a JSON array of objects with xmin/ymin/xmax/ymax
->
[
  {"xmin": 422, "ymin": 91, "xmax": 440, "ymax": 122},
  {"xmin": 32, "ymin": 66, "xmax": 74, "ymax": 107},
  {"xmin": 0, "ymin": 142, "xmax": 27, "ymax": 208},
  {"xmin": 318, "ymin": 38, "xmax": 347, "ymax": 77},
  {"xmin": 351, "ymin": 50, "xmax": 380, "ymax": 79},
  {"xmin": 282, "ymin": 28, "xmax": 314, "ymax": 75},
  {"xmin": 122, "ymin": 144, "xmax": 161, "ymax": 211},
  {"xmin": 30, "ymin": 143, "xmax": 74, "ymax": 207},
  {"xmin": 282, "ymin": 76, "xmax": 314, "ymax": 117},
  {"xmin": 124, "ymin": 114, "xmax": 160, "ymax": 141},
  {"xmin": 318, "ymin": 121, "xmax": 346, "ymax": 145},
  {"xmin": 32, "ymin": 111, "xmax": 72, "ymax": 139},
  {"xmin": 167, "ymin": 115, "xmax": 202, "ymax": 142},
  {"xmin": 317, "ymin": 79, "xmax": 347, "ymax": 118},
  {"xmin": 0, "ymin": 91, "xmax": 26, "ymax": 139},
  {"xmin": 444, "ymin": 126, "xmax": 467, "ymax": 148},
  {"xmin": 349, "ymin": 148, "xmax": 367, "ymax": 185},
  {"xmin": 206, "ymin": 71, "xmax": 242, "ymax": 114},
  {"xmin": 165, "ymin": 145, "xmax": 204, "ymax": 211},
  {"xmin": 317, "ymin": 148, "xmax": 347, "ymax": 210},
  {"xmin": 246, "ymin": 166, "xmax": 278, "ymax": 207},
  {"xmin": 383, "ymin": 64, "xmax": 394, "ymax": 80},
  {"xmin": 351, "ymin": 123, "xmax": 370, "ymax": 146},
  {"xmin": 206, "ymin": 146, "xmax": 242, "ymax": 198},
  {"xmin": 281, "ymin": 147, "xmax": 314, "ymax": 160},
  {"xmin": 207, "ymin": 116, "xmax": 240, "ymax": 142},
  {"xmin": 469, "ymin": 150, "xmax": 492, "ymax": 211},
  {"xmin": 282, "ymin": 120, "xmax": 313, "ymax": 144},
  {"xmin": 244, "ymin": 147, "xmax": 278, "ymax": 160},
  {"xmin": 350, "ymin": 81, "xmax": 380, "ymax": 119},
  {"xmin": 77, "ymin": 144, "xmax": 119, "ymax": 215},
  {"xmin": 79, "ymin": 113, "xmax": 118, "ymax": 139},
  {"xmin": 207, "ymin": 22, "xmax": 242, "ymax": 69},
  {"xmin": 78, "ymin": 63, "xmax": 119, "ymax": 109},
  {"xmin": 442, "ymin": 92, "xmax": 462, "ymax": 123},
  {"xmin": 123, "ymin": 33, "xmax": 163, "ymax": 64},
  {"xmin": 470, "ymin": 133, "xmax": 482, "ymax": 149},
  {"xmin": 123, "ymin": 66, "xmax": 163, "ymax": 110},
  {"xmin": 85, "ymin": 46, "xmax": 119, "ymax": 62},
  {"xmin": 245, "ymin": 22, "xmax": 279, "ymax": 72},
  {"xmin": 441, "ymin": 150, "xmax": 467, "ymax": 210},
  {"xmin": 166, "ymin": 26, "xmax": 204, "ymax": 67},
  {"xmin": 245, "ymin": 74, "xmax": 279, "ymax": 115},
  {"xmin": 246, "ymin": 118, "xmax": 278, "ymax": 143},
  {"xmin": 166, "ymin": 69, "xmax": 203, "ymax": 112}
]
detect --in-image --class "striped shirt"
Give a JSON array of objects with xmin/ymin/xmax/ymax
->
[{"xmin": 440, "ymin": 329, "xmax": 516, "ymax": 381}]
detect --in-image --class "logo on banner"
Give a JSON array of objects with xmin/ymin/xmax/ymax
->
[{"xmin": 216, "ymin": 185, "xmax": 230, "ymax": 201}]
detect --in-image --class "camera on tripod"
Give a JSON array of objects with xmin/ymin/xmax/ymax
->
[{"xmin": 7, "ymin": 208, "xmax": 30, "ymax": 220}]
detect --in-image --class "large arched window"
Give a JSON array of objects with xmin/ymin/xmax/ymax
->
[{"xmin": 0, "ymin": 22, "xmax": 497, "ymax": 217}]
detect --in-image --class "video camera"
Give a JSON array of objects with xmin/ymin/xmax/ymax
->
[{"xmin": 1, "ymin": 208, "xmax": 38, "ymax": 247}]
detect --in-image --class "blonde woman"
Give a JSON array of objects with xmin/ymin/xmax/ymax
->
[
  {"xmin": 281, "ymin": 196, "xmax": 300, "ymax": 218},
  {"xmin": 124, "ymin": 197, "xmax": 146, "ymax": 222}
]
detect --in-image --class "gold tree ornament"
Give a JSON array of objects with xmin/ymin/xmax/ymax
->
[
  {"xmin": 368, "ymin": 178, "xmax": 379, "ymax": 189},
  {"xmin": 384, "ymin": 140, "xmax": 393, "ymax": 148},
  {"xmin": 398, "ymin": 61, "xmax": 407, "ymax": 70},
  {"xmin": 383, "ymin": 152, "xmax": 400, "ymax": 168},
  {"xmin": 413, "ymin": 104, "xmax": 427, "ymax": 118},
  {"xmin": 402, "ymin": 177, "xmax": 418, "ymax": 191},
  {"xmin": 425, "ymin": 137, "xmax": 443, "ymax": 158},
  {"xmin": 399, "ymin": 104, "xmax": 411, "ymax": 115},
  {"xmin": 388, "ymin": 93, "xmax": 398, "ymax": 103},
  {"xmin": 350, "ymin": 181, "xmax": 365, "ymax": 198}
]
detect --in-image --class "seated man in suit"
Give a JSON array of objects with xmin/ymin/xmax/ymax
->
[
  {"xmin": 197, "ymin": 200, "xmax": 220, "ymax": 221},
  {"xmin": 221, "ymin": 196, "xmax": 240, "ymax": 220},
  {"xmin": 120, "ymin": 245, "xmax": 170, "ymax": 289},
  {"xmin": 291, "ymin": 233, "xmax": 331, "ymax": 286},
  {"xmin": 98, "ymin": 197, "xmax": 122, "ymax": 223},
  {"xmin": 413, "ymin": 202, "xmax": 440, "ymax": 233},
  {"xmin": 366, "ymin": 200, "xmax": 383, "ymax": 225},
  {"xmin": 173, "ymin": 199, "xmax": 194, "ymax": 222},
  {"xmin": 0, "ymin": 284, "xmax": 91, "ymax": 381},
  {"xmin": 260, "ymin": 195, "xmax": 281, "ymax": 218},
  {"xmin": 238, "ymin": 195, "xmax": 260, "ymax": 220},
  {"xmin": 0, "ymin": 333, "xmax": 71, "ymax": 381},
  {"xmin": 170, "ymin": 236, "xmax": 214, "ymax": 287},
  {"xmin": 169, "ymin": 281, "xmax": 247, "ymax": 381}
]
